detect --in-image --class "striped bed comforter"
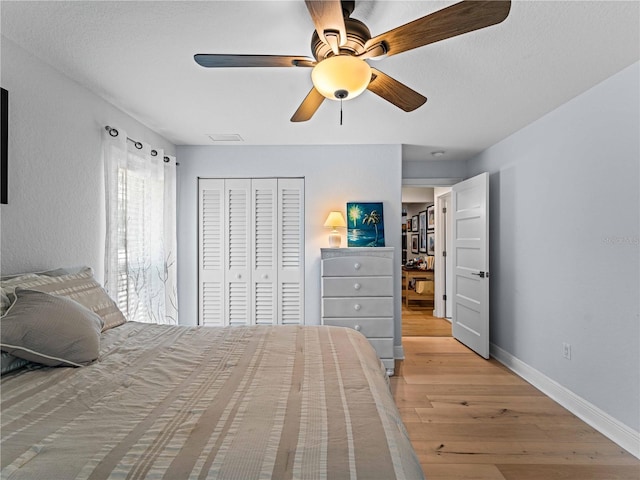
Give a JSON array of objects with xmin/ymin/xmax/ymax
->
[{"xmin": 1, "ymin": 323, "xmax": 424, "ymax": 479}]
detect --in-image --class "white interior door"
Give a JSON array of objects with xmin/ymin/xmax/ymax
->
[{"xmin": 451, "ymin": 172, "xmax": 490, "ymax": 358}]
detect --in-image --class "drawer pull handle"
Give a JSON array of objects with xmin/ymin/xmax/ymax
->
[
  {"xmin": 354, "ymin": 262, "xmax": 361, "ymax": 270},
  {"xmin": 262, "ymin": 274, "xmax": 268, "ymax": 280},
  {"xmin": 354, "ymin": 304, "xmax": 361, "ymax": 311},
  {"xmin": 236, "ymin": 274, "xmax": 242, "ymax": 279},
  {"xmin": 354, "ymin": 324, "xmax": 361, "ymax": 331},
  {"xmin": 353, "ymin": 283, "xmax": 361, "ymax": 290}
]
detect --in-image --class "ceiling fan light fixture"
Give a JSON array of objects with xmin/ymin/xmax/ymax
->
[{"xmin": 311, "ymin": 55, "xmax": 371, "ymax": 101}]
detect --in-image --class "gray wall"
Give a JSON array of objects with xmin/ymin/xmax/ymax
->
[
  {"xmin": 402, "ymin": 158, "xmax": 467, "ymax": 180},
  {"xmin": 175, "ymin": 145, "xmax": 404, "ymax": 347},
  {"xmin": 466, "ymin": 62, "xmax": 639, "ymax": 432},
  {"xmin": 0, "ymin": 38, "xmax": 175, "ymax": 281}
]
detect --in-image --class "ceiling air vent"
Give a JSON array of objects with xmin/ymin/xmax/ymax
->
[{"xmin": 208, "ymin": 134, "xmax": 244, "ymax": 142}]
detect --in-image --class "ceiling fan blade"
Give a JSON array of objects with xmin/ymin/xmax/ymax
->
[
  {"xmin": 364, "ymin": 0, "xmax": 511, "ymax": 58},
  {"xmin": 194, "ymin": 54, "xmax": 315, "ymax": 68},
  {"xmin": 305, "ymin": 0, "xmax": 348, "ymax": 54},
  {"xmin": 291, "ymin": 87, "xmax": 325, "ymax": 122},
  {"xmin": 367, "ymin": 68, "xmax": 427, "ymax": 112}
]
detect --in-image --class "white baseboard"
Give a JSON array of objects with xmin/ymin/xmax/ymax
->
[
  {"xmin": 394, "ymin": 345, "xmax": 405, "ymax": 361},
  {"xmin": 490, "ymin": 343, "xmax": 640, "ymax": 459}
]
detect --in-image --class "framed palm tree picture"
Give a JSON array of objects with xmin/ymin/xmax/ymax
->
[{"xmin": 346, "ymin": 202, "xmax": 385, "ymax": 247}]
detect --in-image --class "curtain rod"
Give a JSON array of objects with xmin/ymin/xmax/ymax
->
[{"xmin": 105, "ymin": 126, "xmax": 172, "ymax": 163}]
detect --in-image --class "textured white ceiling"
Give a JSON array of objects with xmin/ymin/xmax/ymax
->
[{"xmin": 2, "ymin": 1, "xmax": 638, "ymax": 162}]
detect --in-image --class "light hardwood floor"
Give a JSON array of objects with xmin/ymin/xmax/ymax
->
[
  {"xmin": 402, "ymin": 303, "xmax": 452, "ymax": 337},
  {"xmin": 392, "ymin": 336, "xmax": 640, "ymax": 479}
]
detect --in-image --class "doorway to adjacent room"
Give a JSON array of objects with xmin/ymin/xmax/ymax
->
[
  {"xmin": 401, "ymin": 173, "xmax": 491, "ymax": 360},
  {"xmin": 401, "ymin": 183, "xmax": 453, "ymax": 337}
]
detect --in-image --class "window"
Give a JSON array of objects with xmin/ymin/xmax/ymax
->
[{"xmin": 103, "ymin": 127, "xmax": 177, "ymax": 324}]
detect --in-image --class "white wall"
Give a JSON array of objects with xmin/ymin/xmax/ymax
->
[
  {"xmin": 467, "ymin": 62, "xmax": 639, "ymax": 434},
  {"xmin": 175, "ymin": 144, "xmax": 404, "ymax": 345},
  {"xmin": 0, "ymin": 37, "xmax": 175, "ymax": 282}
]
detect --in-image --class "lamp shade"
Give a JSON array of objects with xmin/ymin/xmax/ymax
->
[
  {"xmin": 312, "ymin": 56, "xmax": 372, "ymax": 101},
  {"xmin": 323, "ymin": 211, "xmax": 347, "ymax": 228}
]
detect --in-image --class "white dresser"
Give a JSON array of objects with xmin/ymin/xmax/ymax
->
[{"xmin": 320, "ymin": 247, "xmax": 395, "ymax": 375}]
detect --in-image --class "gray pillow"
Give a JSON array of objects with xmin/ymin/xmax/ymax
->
[
  {"xmin": 0, "ymin": 267, "xmax": 126, "ymax": 331},
  {"xmin": 0, "ymin": 274, "xmax": 39, "ymax": 314},
  {"xmin": 0, "ymin": 289, "xmax": 104, "ymax": 367},
  {"xmin": 1, "ymin": 350, "xmax": 30, "ymax": 374},
  {"xmin": 39, "ymin": 266, "xmax": 89, "ymax": 277}
]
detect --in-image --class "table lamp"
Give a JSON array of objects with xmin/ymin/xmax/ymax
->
[{"xmin": 323, "ymin": 211, "xmax": 347, "ymax": 248}]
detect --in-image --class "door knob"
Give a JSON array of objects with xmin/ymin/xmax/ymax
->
[{"xmin": 471, "ymin": 271, "xmax": 487, "ymax": 278}]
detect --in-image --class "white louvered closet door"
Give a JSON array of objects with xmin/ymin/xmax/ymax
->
[
  {"xmin": 198, "ymin": 178, "xmax": 304, "ymax": 326},
  {"xmin": 252, "ymin": 179, "xmax": 277, "ymax": 325},
  {"xmin": 278, "ymin": 178, "xmax": 304, "ymax": 325},
  {"xmin": 225, "ymin": 179, "xmax": 252, "ymax": 325},
  {"xmin": 198, "ymin": 179, "xmax": 225, "ymax": 326}
]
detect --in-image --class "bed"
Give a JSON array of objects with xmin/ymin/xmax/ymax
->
[{"xmin": 1, "ymin": 268, "xmax": 424, "ymax": 479}]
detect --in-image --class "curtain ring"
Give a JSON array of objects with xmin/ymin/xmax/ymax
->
[
  {"xmin": 151, "ymin": 150, "xmax": 158, "ymax": 156},
  {"xmin": 105, "ymin": 126, "xmax": 119, "ymax": 137},
  {"xmin": 163, "ymin": 157, "xmax": 171, "ymax": 163},
  {"xmin": 134, "ymin": 142, "xmax": 143, "ymax": 150}
]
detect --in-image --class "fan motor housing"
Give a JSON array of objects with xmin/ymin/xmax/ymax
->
[{"xmin": 311, "ymin": 17, "xmax": 371, "ymax": 61}]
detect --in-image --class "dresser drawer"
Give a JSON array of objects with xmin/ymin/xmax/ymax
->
[
  {"xmin": 322, "ymin": 297, "xmax": 393, "ymax": 318},
  {"xmin": 322, "ymin": 318, "xmax": 393, "ymax": 337},
  {"xmin": 321, "ymin": 255, "xmax": 393, "ymax": 277},
  {"xmin": 368, "ymin": 338, "xmax": 394, "ymax": 359},
  {"xmin": 322, "ymin": 276, "xmax": 392, "ymax": 297}
]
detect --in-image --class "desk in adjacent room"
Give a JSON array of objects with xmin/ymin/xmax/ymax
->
[{"xmin": 402, "ymin": 267, "xmax": 435, "ymax": 307}]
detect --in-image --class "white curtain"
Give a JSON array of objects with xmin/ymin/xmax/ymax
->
[{"xmin": 103, "ymin": 127, "xmax": 178, "ymax": 324}]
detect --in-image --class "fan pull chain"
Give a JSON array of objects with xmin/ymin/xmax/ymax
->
[{"xmin": 334, "ymin": 89, "xmax": 348, "ymax": 126}]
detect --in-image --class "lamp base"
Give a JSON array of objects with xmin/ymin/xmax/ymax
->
[{"xmin": 328, "ymin": 230, "xmax": 342, "ymax": 248}]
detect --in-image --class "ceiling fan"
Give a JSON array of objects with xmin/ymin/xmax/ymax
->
[{"xmin": 194, "ymin": 0, "xmax": 511, "ymax": 122}]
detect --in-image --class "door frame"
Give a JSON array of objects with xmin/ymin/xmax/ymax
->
[
  {"xmin": 433, "ymin": 190, "xmax": 452, "ymax": 319},
  {"xmin": 402, "ymin": 177, "xmax": 462, "ymax": 321}
]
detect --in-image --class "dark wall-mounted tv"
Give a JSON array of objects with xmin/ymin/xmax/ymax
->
[{"xmin": 1, "ymin": 87, "xmax": 7, "ymax": 204}]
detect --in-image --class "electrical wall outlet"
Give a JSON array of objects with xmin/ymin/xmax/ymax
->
[{"xmin": 563, "ymin": 342, "xmax": 571, "ymax": 360}]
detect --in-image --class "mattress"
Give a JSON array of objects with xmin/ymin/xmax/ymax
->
[{"xmin": 1, "ymin": 322, "xmax": 424, "ymax": 479}]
